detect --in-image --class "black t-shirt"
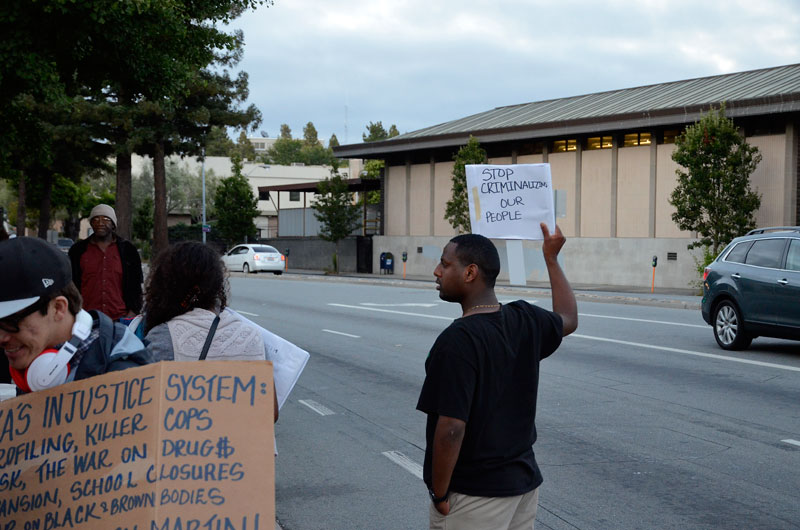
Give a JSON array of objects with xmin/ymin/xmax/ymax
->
[{"xmin": 416, "ymin": 300, "xmax": 563, "ymax": 497}]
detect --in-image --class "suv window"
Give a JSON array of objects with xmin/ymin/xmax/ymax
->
[
  {"xmin": 786, "ymin": 239, "xmax": 800, "ymax": 271},
  {"xmin": 744, "ymin": 238, "xmax": 785, "ymax": 268},
  {"xmin": 724, "ymin": 241, "xmax": 753, "ymax": 263}
]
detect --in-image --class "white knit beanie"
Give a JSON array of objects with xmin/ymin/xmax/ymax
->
[{"xmin": 89, "ymin": 204, "xmax": 117, "ymax": 226}]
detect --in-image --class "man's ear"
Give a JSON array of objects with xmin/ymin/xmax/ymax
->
[
  {"xmin": 463, "ymin": 263, "xmax": 480, "ymax": 284},
  {"xmin": 50, "ymin": 296, "xmax": 70, "ymax": 322}
]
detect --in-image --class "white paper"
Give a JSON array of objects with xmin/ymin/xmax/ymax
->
[
  {"xmin": 225, "ymin": 308, "xmax": 309, "ymax": 410},
  {"xmin": 466, "ymin": 164, "xmax": 556, "ymax": 240}
]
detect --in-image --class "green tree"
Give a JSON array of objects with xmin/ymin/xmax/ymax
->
[
  {"xmin": 205, "ymin": 126, "xmax": 236, "ymax": 156},
  {"xmin": 133, "ymin": 196, "xmax": 154, "ymax": 242},
  {"xmin": 279, "ymin": 124, "xmax": 292, "ymax": 139},
  {"xmin": 362, "ymin": 121, "xmax": 399, "ymax": 142},
  {"xmin": 303, "ymin": 122, "xmax": 319, "ymax": 146},
  {"xmin": 314, "ymin": 169, "xmax": 361, "ymax": 273},
  {"xmin": 328, "ymin": 133, "xmax": 340, "ymax": 148},
  {"xmin": 266, "ymin": 137, "xmax": 303, "ymax": 165},
  {"xmin": 233, "ymin": 130, "xmax": 257, "ymax": 161},
  {"xmin": 213, "ymin": 154, "xmax": 259, "ymax": 244},
  {"xmin": 445, "ymin": 136, "xmax": 486, "ymax": 233},
  {"xmin": 670, "ymin": 105, "xmax": 762, "ymax": 256}
]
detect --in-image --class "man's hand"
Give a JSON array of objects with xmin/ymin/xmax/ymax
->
[
  {"xmin": 541, "ymin": 222, "xmax": 565, "ymax": 261},
  {"xmin": 434, "ymin": 498, "xmax": 450, "ymax": 516}
]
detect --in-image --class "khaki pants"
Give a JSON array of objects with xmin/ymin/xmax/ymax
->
[{"xmin": 429, "ymin": 488, "xmax": 539, "ymax": 530}]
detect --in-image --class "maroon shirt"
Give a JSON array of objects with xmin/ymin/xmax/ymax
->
[{"xmin": 79, "ymin": 240, "xmax": 127, "ymax": 319}]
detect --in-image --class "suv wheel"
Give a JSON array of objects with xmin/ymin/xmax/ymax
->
[{"xmin": 713, "ymin": 300, "xmax": 752, "ymax": 350}]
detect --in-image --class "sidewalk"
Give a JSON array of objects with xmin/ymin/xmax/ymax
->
[{"xmin": 252, "ymin": 268, "xmax": 703, "ymax": 311}]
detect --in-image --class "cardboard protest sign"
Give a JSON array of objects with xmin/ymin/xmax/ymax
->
[
  {"xmin": 0, "ymin": 361, "xmax": 274, "ymax": 529},
  {"xmin": 466, "ymin": 164, "xmax": 555, "ymax": 240}
]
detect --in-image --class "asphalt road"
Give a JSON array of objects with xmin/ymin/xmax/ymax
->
[{"xmin": 227, "ymin": 273, "xmax": 800, "ymax": 530}]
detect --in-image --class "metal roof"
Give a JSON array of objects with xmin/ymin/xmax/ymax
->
[{"xmin": 334, "ymin": 63, "xmax": 800, "ymax": 158}]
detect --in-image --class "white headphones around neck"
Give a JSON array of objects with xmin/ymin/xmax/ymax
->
[{"xmin": 26, "ymin": 309, "xmax": 93, "ymax": 391}]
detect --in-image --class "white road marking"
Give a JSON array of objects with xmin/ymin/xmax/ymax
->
[
  {"xmin": 782, "ymin": 439, "xmax": 800, "ymax": 447},
  {"xmin": 298, "ymin": 399, "xmax": 335, "ymax": 416},
  {"xmin": 322, "ymin": 329, "xmax": 361, "ymax": 338},
  {"xmin": 382, "ymin": 451, "xmax": 423, "ymax": 479},
  {"xmin": 329, "ymin": 303, "xmax": 452, "ymax": 320},
  {"xmin": 329, "ymin": 304, "xmax": 800, "ymax": 373},
  {"xmin": 233, "ymin": 309, "xmax": 259, "ymax": 317},
  {"xmin": 361, "ymin": 303, "xmax": 438, "ymax": 308},
  {"xmin": 579, "ymin": 313, "xmax": 706, "ymax": 328},
  {"xmin": 570, "ymin": 334, "xmax": 800, "ymax": 373}
]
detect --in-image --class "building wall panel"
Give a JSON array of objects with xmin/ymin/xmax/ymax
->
[
  {"xmin": 747, "ymin": 134, "xmax": 786, "ymax": 228},
  {"xmin": 580, "ymin": 149, "xmax": 612, "ymax": 237},
  {"xmin": 517, "ymin": 154, "xmax": 544, "ymax": 164},
  {"xmin": 655, "ymin": 145, "xmax": 692, "ymax": 238},
  {"xmin": 617, "ymin": 146, "xmax": 651, "ymax": 237},
  {"xmin": 409, "ymin": 163, "xmax": 431, "ymax": 236},
  {"xmin": 386, "ymin": 165, "xmax": 407, "ymax": 236},
  {"xmin": 434, "ymin": 161, "xmax": 457, "ymax": 237},
  {"xmin": 548, "ymin": 152, "xmax": 578, "ymax": 236}
]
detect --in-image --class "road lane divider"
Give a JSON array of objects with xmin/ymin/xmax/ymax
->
[
  {"xmin": 781, "ymin": 439, "xmax": 800, "ymax": 448},
  {"xmin": 329, "ymin": 303, "xmax": 800, "ymax": 373},
  {"xmin": 232, "ymin": 309, "xmax": 260, "ymax": 317},
  {"xmin": 570, "ymin": 334, "xmax": 800, "ymax": 373},
  {"xmin": 361, "ymin": 303, "xmax": 438, "ymax": 307},
  {"xmin": 382, "ymin": 451, "xmax": 423, "ymax": 479},
  {"xmin": 329, "ymin": 303, "xmax": 453, "ymax": 320},
  {"xmin": 322, "ymin": 329, "xmax": 361, "ymax": 338},
  {"xmin": 578, "ymin": 313, "xmax": 706, "ymax": 328},
  {"xmin": 299, "ymin": 399, "xmax": 336, "ymax": 416}
]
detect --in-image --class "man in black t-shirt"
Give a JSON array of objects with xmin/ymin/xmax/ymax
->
[{"xmin": 417, "ymin": 224, "xmax": 578, "ymax": 529}]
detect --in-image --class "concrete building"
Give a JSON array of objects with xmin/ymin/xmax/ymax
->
[
  {"xmin": 334, "ymin": 64, "xmax": 800, "ymax": 290},
  {"xmin": 131, "ymin": 154, "xmax": 362, "ymax": 239}
]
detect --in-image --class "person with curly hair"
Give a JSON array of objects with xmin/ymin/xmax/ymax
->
[{"xmin": 143, "ymin": 241, "xmax": 277, "ymax": 420}]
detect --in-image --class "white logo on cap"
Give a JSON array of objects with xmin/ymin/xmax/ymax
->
[{"xmin": 42, "ymin": 278, "xmax": 54, "ymax": 288}]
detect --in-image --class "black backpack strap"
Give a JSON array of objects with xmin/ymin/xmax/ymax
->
[{"xmin": 198, "ymin": 315, "xmax": 221, "ymax": 361}]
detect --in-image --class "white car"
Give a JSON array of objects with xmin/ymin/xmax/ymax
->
[{"xmin": 222, "ymin": 244, "xmax": 285, "ymax": 274}]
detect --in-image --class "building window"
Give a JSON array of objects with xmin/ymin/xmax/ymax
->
[
  {"xmin": 662, "ymin": 130, "xmax": 680, "ymax": 144},
  {"xmin": 586, "ymin": 136, "xmax": 613, "ymax": 150},
  {"xmin": 289, "ymin": 191, "xmax": 301, "ymax": 201},
  {"xmin": 623, "ymin": 132, "xmax": 652, "ymax": 147},
  {"xmin": 518, "ymin": 141, "xmax": 544, "ymax": 155},
  {"xmin": 553, "ymin": 139, "xmax": 577, "ymax": 152},
  {"xmin": 258, "ymin": 191, "xmax": 270, "ymax": 201}
]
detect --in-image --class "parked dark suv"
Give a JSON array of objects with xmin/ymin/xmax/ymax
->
[{"xmin": 701, "ymin": 227, "xmax": 800, "ymax": 350}]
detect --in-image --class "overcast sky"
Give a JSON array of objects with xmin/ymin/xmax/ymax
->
[{"xmin": 229, "ymin": 0, "xmax": 800, "ymax": 146}]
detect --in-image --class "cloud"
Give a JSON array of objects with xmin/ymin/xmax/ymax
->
[{"xmin": 230, "ymin": 0, "xmax": 800, "ymax": 144}]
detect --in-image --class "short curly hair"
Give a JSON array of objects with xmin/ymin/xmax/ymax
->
[{"xmin": 144, "ymin": 241, "xmax": 227, "ymax": 334}]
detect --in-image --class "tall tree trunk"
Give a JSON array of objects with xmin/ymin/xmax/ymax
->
[
  {"xmin": 16, "ymin": 175, "xmax": 26, "ymax": 236},
  {"xmin": 116, "ymin": 151, "xmax": 133, "ymax": 239},
  {"xmin": 64, "ymin": 214, "xmax": 80, "ymax": 241},
  {"xmin": 37, "ymin": 172, "xmax": 53, "ymax": 239},
  {"xmin": 152, "ymin": 141, "xmax": 168, "ymax": 257}
]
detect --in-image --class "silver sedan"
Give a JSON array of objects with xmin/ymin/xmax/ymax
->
[{"xmin": 221, "ymin": 244, "xmax": 285, "ymax": 274}]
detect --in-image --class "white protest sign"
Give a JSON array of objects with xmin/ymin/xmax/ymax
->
[{"xmin": 466, "ymin": 164, "xmax": 555, "ymax": 240}]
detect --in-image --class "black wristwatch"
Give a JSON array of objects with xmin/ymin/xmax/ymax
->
[{"xmin": 428, "ymin": 487, "xmax": 449, "ymax": 504}]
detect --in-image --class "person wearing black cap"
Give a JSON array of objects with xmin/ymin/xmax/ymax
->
[
  {"xmin": 68, "ymin": 203, "xmax": 143, "ymax": 320},
  {"xmin": 0, "ymin": 237, "xmax": 151, "ymax": 395}
]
